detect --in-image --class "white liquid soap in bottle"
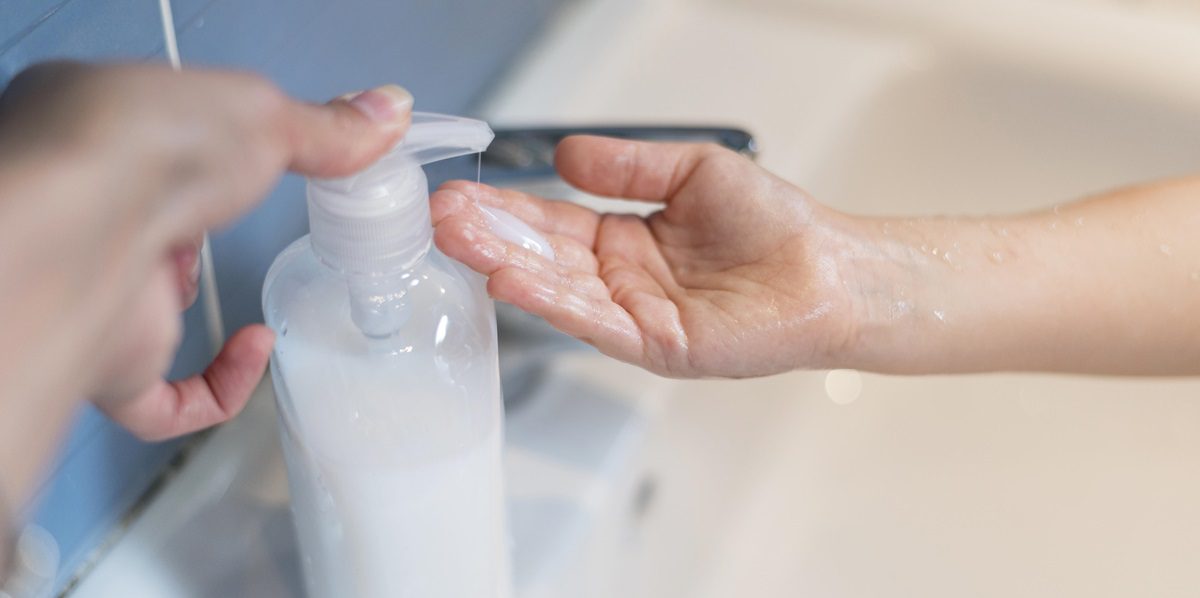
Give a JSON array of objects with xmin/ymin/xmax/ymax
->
[{"xmin": 261, "ymin": 112, "xmax": 510, "ymax": 598}]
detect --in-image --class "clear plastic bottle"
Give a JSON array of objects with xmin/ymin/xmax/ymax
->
[{"xmin": 261, "ymin": 113, "xmax": 510, "ymax": 598}]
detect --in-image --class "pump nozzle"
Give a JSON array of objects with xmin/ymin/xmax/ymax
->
[
  {"xmin": 314, "ymin": 113, "xmax": 494, "ymax": 198},
  {"xmin": 305, "ymin": 111, "xmax": 494, "ymax": 336},
  {"xmin": 403, "ymin": 112, "xmax": 496, "ymax": 166},
  {"xmin": 307, "ymin": 112, "xmax": 494, "ymax": 275}
]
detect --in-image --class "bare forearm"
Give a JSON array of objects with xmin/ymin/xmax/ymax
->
[{"xmin": 838, "ymin": 177, "xmax": 1200, "ymax": 375}]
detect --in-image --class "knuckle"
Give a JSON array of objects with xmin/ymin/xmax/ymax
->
[
  {"xmin": 237, "ymin": 73, "xmax": 289, "ymax": 124},
  {"xmin": 697, "ymin": 142, "xmax": 738, "ymax": 166},
  {"xmin": 694, "ymin": 143, "xmax": 746, "ymax": 179},
  {"xmin": 219, "ymin": 73, "xmax": 292, "ymax": 182},
  {"xmin": 697, "ymin": 141, "xmax": 728, "ymax": 157}
]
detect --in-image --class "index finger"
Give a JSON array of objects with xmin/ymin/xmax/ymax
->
[{"xmin": 282, "ymin": 85, "xmax": 412, "ymax": 178}]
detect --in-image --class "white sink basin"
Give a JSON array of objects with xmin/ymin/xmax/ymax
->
[
  {"xmin": 481, "ymin": 1, "xmax": 1200, "ymax": 596},
  {"xmin": 816, "ymin": 58, "xmax": 1200, "ymax": 215}
]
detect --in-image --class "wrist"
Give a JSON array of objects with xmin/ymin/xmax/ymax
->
[
  {"xmin": 793, "ymin": 209, "xmax": 920, "ymax": 371},
  {"xmin": 813, "ymin": 214, "xmax": 916, "ymax": 371},
  {"xmin": 824, "ymin": 213, "xmax": 991, "ymax": 374}
]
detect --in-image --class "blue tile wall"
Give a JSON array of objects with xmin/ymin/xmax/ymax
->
[{"xmin": 0, "ymin": 0, "xmax": 563, "ymax": 591}]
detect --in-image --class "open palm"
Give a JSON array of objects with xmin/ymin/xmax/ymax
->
[{"xmin": 432, "ymin": 136, "xmax": 857, "ymax": 378}]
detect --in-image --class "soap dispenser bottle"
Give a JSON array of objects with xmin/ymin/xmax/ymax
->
[{"xmin": 261, "ymin": 113, "xmax": 510, "ymax": 598}]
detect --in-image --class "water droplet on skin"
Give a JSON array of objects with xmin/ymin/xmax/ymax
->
[
  {"xmin": 998, "ymin": 227, "xmax": 1010, "ymax": 237},
  {"xmin": 942, "ymin": 251, "xmax": 953, "ymax": 264},
  {"xmin": 932, "ymin": 247, "xmax": 940, "ymax": 256},
  {"xmin": 1048, "ymin": 220, "xmax": 1059, "ymax": 230},
  {"xmin": 933, "ymin": 309, "xmax": 946, "ymax": 323},
  {"xmin": 989, "ymin": 251, "xmax": 1004, "ymax": 264},
  {"xmin": 920, "ymin": 244, "xmax": 930, "ymax": 253},
  {"xmin": 1159, "ymin": 244, "xmax": 1173, "ymax": 257},
  {"xmin": 1053, "ymin": 204, "xmax": 1063, "ymax": 215},
  {"xmin": 1074, "ymin": 217, "xmax": 1085, "ymax": 227}
]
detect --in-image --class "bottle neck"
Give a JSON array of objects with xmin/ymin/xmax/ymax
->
[{"xmin": 306, "ymin": 166, "xmax": 431, "ymax": 338}]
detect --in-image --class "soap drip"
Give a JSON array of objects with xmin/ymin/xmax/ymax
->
[
  {"xmin": 478, "ymin": 204, "xmax": 556, "ymax": 262},
  {"xmin": 471, "ymin": 153, "xmax": 556, "ymax": 262}
]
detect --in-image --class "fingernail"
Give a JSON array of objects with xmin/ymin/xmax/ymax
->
[{"xmin": 348, "ymin": 84, "xmax": 413, "ymax": 124}]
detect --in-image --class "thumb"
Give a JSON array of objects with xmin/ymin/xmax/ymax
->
[
  {"xmin": 554, "ymin": 135, "xmax": 728, "ymax": 203},
  {"xmin": 284, "ymin": 84, "xmax": 413, "ymax": 178}
]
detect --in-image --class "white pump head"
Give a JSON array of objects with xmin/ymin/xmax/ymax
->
[{"xmin": 307, "ymin": 112, "xmax": 495, "ymax": 276}]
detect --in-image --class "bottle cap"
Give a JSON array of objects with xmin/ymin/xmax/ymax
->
[{"xmin": 307, "ymin": 112, "xmax": 494, "ymax": 275}]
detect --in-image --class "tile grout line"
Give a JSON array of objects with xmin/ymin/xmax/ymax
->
[{"xmin": 158, "ymin": 0, "xmax": 226, "ymax": 356}]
